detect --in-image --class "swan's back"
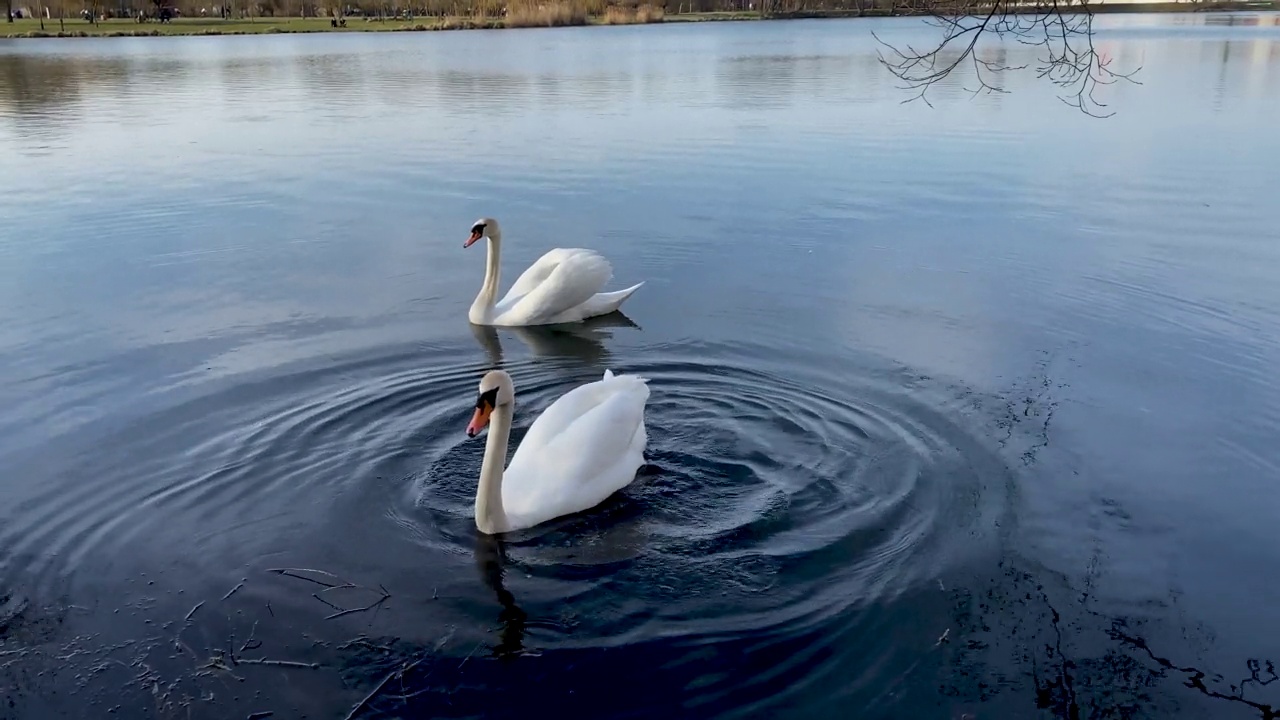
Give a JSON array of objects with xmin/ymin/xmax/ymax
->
[
  {"xmin": 502, "ymin": 369, "xmax": 649, "ymax": 526},
  {"xmin": 493, "ymin": 250, "xmax": 614, "ymax": 326}
]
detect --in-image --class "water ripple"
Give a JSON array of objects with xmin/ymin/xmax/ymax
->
[
  {"xmin": 405, "ymin": 342, "xmax": 1011, "ymax": 657},
  {"xmin": 0, "ymin": 338, "xmax": 1011, "ymax": 717}
]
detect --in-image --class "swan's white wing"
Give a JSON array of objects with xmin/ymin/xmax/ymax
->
[
  {"xmin": 514, "ymin": 372, "xmax": 623, "ymax": 455},
  {"xmin": 497, "ymin": 248, "xmax": 586, "ymax": 307},
  {"xmin": 502, "ymin": 372, "xmax": 649, "ymax": 524},
  {"xmin": 494, "ymin": 250, "xmax": 613, "ymax": 326}
]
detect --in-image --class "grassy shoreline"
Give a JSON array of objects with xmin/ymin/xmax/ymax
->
[{"xmin": 2, "ymin": 1, "xmax": 1275, "ymax": 38}]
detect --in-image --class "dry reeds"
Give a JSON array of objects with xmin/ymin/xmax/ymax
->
[
  {"xmin": 501, "ymin": 0, "xmax": 662, "ymax": 27},
  {"xmin": 439, "ymin": 14, "xmax": 503, "ymax": 29},
  {"xmin": 635, "ymin": 3, "xmax": 665, "ymax": 22},
  {"xmin": 600, "ymin": 2, "xmax": 664, "ymax": 23},
  {"xmin": 504, "ymin": 0, "xmax": 591, "ymax": 26}
]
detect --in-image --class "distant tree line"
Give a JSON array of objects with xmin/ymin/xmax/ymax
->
[{"xmin": 11, "ymin": 0, "xmax": 961, "ymax": 21}]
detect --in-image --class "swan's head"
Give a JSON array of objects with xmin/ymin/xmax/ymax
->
[
  {"xmin": 466, "ymin": 369, "xmax": 515, "ymax": 437},
  {"xmin": 464, "ymin": 217, "xmax": 500, "ymax": 249}
]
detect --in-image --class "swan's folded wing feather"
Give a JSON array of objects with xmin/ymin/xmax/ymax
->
[
  {"xmin": 498, "ymin": 248, "xmax": 585, "ymax": 306},
  {"xmin": 504, "ymin": 378, "xmax": 649, "ymax": 519},
  {"xmin": 512, "ymin": 374, "xmax": 621, "ymax": 459},
  {"xmin": 496, "ymin": 250, "xmax": 613, "ymax": 325}
]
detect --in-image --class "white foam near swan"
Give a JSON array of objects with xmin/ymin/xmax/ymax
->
[
  {"xmin": 464, "ymin": 368, "xmax": 650, "ymax": 534},
  {"xmin": 464, "ymin": 217, "xmax": 644, "ymax": 327}
]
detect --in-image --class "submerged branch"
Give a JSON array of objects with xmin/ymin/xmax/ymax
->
[
  {"xmin": 268, "ymin": 566, "xmax": 393, "ymax": 622},
  {"xmin": 237, "ymin": 657, "xmax": 321, "ymax": 669},
  {"xmin": 343, "ymin": 656, "xmax": 426, "ymax": 720},
  {"xmin": 325, "ymin": 593, "xmax": 390, "ymax": 621},
  {"xmin": 221, "ymin": 580, "xmax": 246, "ymax": 601},
  {"xmin": 265, "ymin": 567, "xmax": 348, "ymax": 588}
]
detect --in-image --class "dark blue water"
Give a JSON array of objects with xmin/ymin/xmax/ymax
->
[{"xmin": 1, "ymin": 12, "xmax": 1279, "ymax": 719}]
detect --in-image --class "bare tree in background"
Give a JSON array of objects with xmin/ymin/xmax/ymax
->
[{"xmin": 873, "ymin": 0, "xmax": 1140, "ymax": 117}]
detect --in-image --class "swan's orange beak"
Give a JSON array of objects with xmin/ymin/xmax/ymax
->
[
  {"xmin": 466, "ymin": 404, "xmax": 492, "ymax": 438},
  {"xmin": 464, "ymin": 229, "xmax": 483, "ymax": 248}
]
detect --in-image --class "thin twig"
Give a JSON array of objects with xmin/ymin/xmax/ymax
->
[
  {"xmin": 237, "ymin": 657, "xmax": 321, "ymax": 669},
  {"xmin": 266, "ymin": 567, "xmax": 347, "ymax": 588},
  {"xmin": 184, "ymin": 601, "xmax": 205, "ymax": 622},
  {"xmin": 222, "ymin": 580, "xmax": 247, "ymax": 601},
  {"xmin": 326, "ymin": 594, "xmax": 390, "ymax": 621},
  {"xmin": 312, "ymin": 593, "xmax": 345, "ymax": 613},
  {"xmin": 458, "ymin": 641, "xmax": 483, "ymax": 669},
  {"xmin": 318, "ymin": 584, "xmax": 359, "ymax": 593},
  {"xmin": 873, "ymin": 0, "xmax": 1139, "ymax": 117},
  {"xmin": 240, "ymin": 621, "xmax": 261, "ymax": 653},
  {"xmin": 269, "ymin": 566, "xmax": 390, "ymax": 621},
  {"xmin": 338, "ymin": 636, "xmax": 397, "ymax": 653},
  {"xmin": 386, "ymin": 661, "xmax": 431, "ymax": 701},
  {"xmin": 341, "ymin": 655, "xmax": 426, "ymax": 720},
  {"xmin": 196, "ymin": 655, "xmax": 245, "ymax": 682}
]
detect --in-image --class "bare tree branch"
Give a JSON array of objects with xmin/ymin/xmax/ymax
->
[{"xmin": 874, "ymin": 0, "xmax": 1141, "ymax": 117}]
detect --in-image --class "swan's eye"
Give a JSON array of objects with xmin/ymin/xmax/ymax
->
[{"xmin": 471, "ymin": 224, "xmax": 485, "ymax": 236}]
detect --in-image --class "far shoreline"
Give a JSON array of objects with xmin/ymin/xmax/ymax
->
[{"xmin": 2, "ymin": 1, "xmax": 1276, "ymax": 39}]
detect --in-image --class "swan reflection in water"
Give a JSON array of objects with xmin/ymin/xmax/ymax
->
[
  {"xmin": 469, "ymin": 311, "xmax": 640, "ymax": 369},
  {"xmin": 473, "ymin": 530, "xmax": 529, "ymax": 660}
]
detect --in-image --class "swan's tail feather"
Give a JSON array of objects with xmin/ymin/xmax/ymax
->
[
  {"xmin": 602, "ymin": 368, "xmax": 650, "ymax": 387},
  {"xmin": 580, "ymin": 281, "xmax": 644, "ymax": 319},
  {"xmin": 603, "ymin": 368, "xmax": 648, "ymax": 380}
]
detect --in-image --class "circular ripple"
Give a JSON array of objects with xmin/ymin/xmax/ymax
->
[
  {"xmin": 0, "ymin": 336, "xmax": 1013, "ymax": 719},
  {"xmin": 0, "ymin": 341, "xmax": 494, "ymax": 600},
  {"xmin": 407, "ymin": 340, "xmax": 1012, "ymax": 650}
]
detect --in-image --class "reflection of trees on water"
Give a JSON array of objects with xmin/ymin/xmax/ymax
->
[
  {"xmin": 714, "ymin": 49, "xmax": 905, "ymax": 108},
  {"xmin": 0, "ymin": 12, "xmax": 1277, "ymax": 138},
  {"xmin": 291, "ymin": 58, "xmax": 636, "ymax": 114},
  {"xmin": 944, "ymin": 571, "xmax": 1249, "ymax": 718},
  {"xmin": 0, "ymin": 54, "xmax": 91, "ymax": 138},
  {"xmin": 0, "ymin": 36, "xmax": 906, "ymax": 141},
  {"xmin": 1204, "ymin": 11, "xmax": 1279, "ymax": 28},
  {"xmin": 940, "ymin": 548, "xmax": 1280, "ymax": 720},
  {"xmin": 0, "ymin": 53, "xmax": 194, "ymax": 138},
  {"xmin": 715, "ymin": 52, "xmax": 800, "ymax": 109}
]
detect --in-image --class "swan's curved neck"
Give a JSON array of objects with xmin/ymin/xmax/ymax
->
[
  {"xmin": 470, "ymin": 232, "xmax": 502, "ymax": 323},
  {"xmin": 475, "ymin": 402, "xmax": 512, "ymax": 534}
]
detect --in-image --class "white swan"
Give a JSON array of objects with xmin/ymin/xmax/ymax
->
[
  {"xmin": 464, "ymin": 217, "xmax": 644, "ymax": 327},
  {"xmin": 464, "ymin": 368, "xmax": 650, "ymax": 534}
]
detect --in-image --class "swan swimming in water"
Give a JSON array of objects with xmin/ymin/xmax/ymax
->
[
  {"xmin": 464, "ymin": 217, "xmax": 644, "ymax": 327},
  {"xmin": 464, "ymin": 368, "xmax": 650, "ymax": 534}
]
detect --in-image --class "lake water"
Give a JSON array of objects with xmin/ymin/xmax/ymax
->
[{"xmin": 2, "ymin": 11, "xmax": 1279, "ymax": 719}]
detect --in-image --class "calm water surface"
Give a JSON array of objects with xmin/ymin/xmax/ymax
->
[{"xmin": 2, "ymin": 12, "xmax": 1279, "ymax": 719}]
